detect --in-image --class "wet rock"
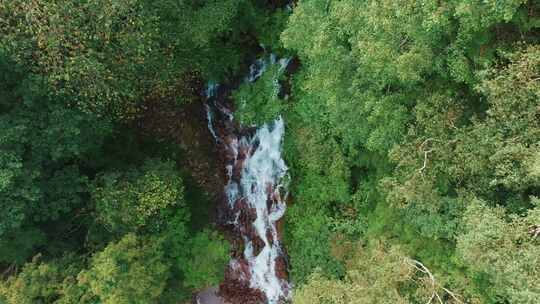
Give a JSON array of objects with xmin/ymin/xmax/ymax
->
[
  {"xmin": 219, "ymin": 280, "xmax": 266, "ymax": 304},
  {"xmin": 274, "ymin": 256, "xmax": 288, "ymax": 280},
  {"xmin": 232, "ymin": 159, "xmax": 245, "ymax": 182},
  {"xmin": 236, "ymin": 200, "xmax": 257, "ymax": 230},
  {"xmin": 207, "ymin": 56, "xmax": 293, "ymax": 303},
  {"xmin": 265, "ymin": 229, "xmax": 274, "ymax": 247},
  {"xmin": 226, "ymin": 258, "xmax": 251, "ymax": 283},
  {"xmin": 194, "ymin": 287, "xmax": 230, "ymax": 304},
  {"xmin": 250, "ymin": 235, "xmax": 265, "ymax": 257}
]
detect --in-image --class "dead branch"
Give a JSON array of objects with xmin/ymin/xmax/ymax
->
[
  {"xmin": 417, "ymin": 138, "xmax": 438, "ymax": 174},
  {"xmin": 416, "ymin": 138, "xmax": 458, "ymax": 175},
  {"xmin": 419, "ymin": 138, "xmax": 436, "ymax": 150},
  {"xmin": 406, "ymin": 258, "xmax": 463, "ymax": 304},
  {"xmin": 528, "ymin": 225, "xmax": 540, "ymax": 238},
  {"xmin": 418, "ymin": 148, "xmax": 435, "ymax": 174}
]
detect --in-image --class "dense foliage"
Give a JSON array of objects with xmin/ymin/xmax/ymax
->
[
  {"xmin": 1, "ymin": 0, "xmax": 539, "ymax": 303},
  {"xmin": 0, "ymin": 0, "xmax": 268, "ymax": 301},
  {"xmin": 227, "ymin": 0, "xmax": 540, "ymax": 302},
  {"xmin": 274, "ymin": 1, "xmax": 540, "ymax": 303}
]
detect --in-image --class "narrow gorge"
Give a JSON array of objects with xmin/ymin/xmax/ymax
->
[{"xmin": 198, "ymin": 55, "xmax": 293, "ymax": 304}]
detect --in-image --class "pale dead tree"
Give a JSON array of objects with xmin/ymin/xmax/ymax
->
[
  {"xmin": 418, "ymin": 148, "xmax": 435, "ymax": 174},
  {"xmin": 405, "ymin": 258, "xmax": 463, "ymax": 304},
  {"xmin": 416, "ymin": 138, "xmax": 459, "ymax": 175},
  {"xmin": 528, "ymin": 225, "xmax": 540, "ymax": 238},
  {"xmin": 418, "ymin": 138, "xmax": 437, "ymax": 175}
]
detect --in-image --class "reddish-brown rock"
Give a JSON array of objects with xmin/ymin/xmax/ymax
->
[{"xmin": 219, "ymin": 280, "xmax": 266, "ymax": 304}]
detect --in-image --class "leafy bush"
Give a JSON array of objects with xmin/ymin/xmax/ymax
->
[{"xmin": 180, "ymin": 230, "xmax": 230, "ymax": 290}]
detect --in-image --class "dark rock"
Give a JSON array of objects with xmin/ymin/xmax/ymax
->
[
  {"xmin": 219, "ymin": 280, "xmax": 266, "ymax": 304},
  {"xmin": 250, "ymin": 235, "xmax": 265, "ymax": 257},
  {"xmin": 274, "ymin": 256, "xmax": 288, "ymax": 280},
  {"xmin": 266, "ymin": 229, "xmax": 274, "ymax": 247},
  {"xmin": 194, "ymin": 287, "xmax": 229, "ymax": 304}
]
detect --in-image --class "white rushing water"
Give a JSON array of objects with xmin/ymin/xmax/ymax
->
[
  {"xmin": 239, "ymin": 117, "xmax": 289, "ymax": 303},
  {"xmin": 205, "ymin": 81, "xmax": 220, "ymax": 141},
  {"xmin": 205, "ymin": 54, "xmax": 291, "ymax": 303}
]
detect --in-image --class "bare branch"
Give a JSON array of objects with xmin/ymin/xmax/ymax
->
[
  {"xmin": 435, "ymin": 293, "xmax": 444, "ymax": 304},
  {"xmin": 528, "ymin": 225, "xmax": 540, "ymax": 238},
  {"xmin": 417, "ymin": 138, "xmax": 440, "ymax": 174},
  {"xmin": 406, "ymin": 258, "xmax": 464, "ymax": 304},
  {"xmin": 443, "ymin": 287, "xmax": 464, "ymax": 304},
  {"xmin": 418, "ymin": 149, "xmax": 434, "ymax": 174}
]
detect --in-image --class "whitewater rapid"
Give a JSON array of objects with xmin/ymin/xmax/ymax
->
[{"xmin": 205, "ymin": 55, "xmax": 291, "ymax": 304}]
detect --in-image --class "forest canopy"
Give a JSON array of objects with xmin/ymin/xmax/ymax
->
[{"xmin": 1, "ymin": 0, "xmax": 539, "ymax": 303}]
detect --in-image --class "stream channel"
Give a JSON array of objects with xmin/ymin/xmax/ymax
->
[{"xmin": 197, "ymin": 51, "xmax": 294, "ymax": 304}]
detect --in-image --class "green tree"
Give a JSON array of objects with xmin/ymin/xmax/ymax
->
[
  {"xmin": 0, "ymin": 50, "xmax": 110, "ymax": 255},
  {"xmin": 0, "ymin": 0, "xmax": 260, "ymax": 118},
  {"xmin": 234, "ymin": 61, "xmax": 288, "ymax": 126},
  {"xmin": 285, "ymin": 208, "xmax": 345, "ymax": 284},
  {"xmin": 0, "ymin": 255, "xmax": 82, "ymax": 304},
  {"xmin": 293, "ymin": 243, "xmax": 411, "ymax": 304},
  {"xmin": 92, "ymin": 159, "xmax": 186, "ymax": 234},
  {"xmin": 78, "ymin": 234, "xmax": 170, "ymax": 304},
  {"xmin": 387, "ymin": 45, "xmax": 540, "ymax": 211},
  {"xmin": 456, "ymin": 198, "xmax": 540, "ymax": 303},
  {"xmin": 180, "ymin": 230, "xmax": 230, "ymax": 290},
  {"xmin": 294, "ymin": 241, "xmax": 470, "ymax": 304},
  {"xmin": 278, "ymin": 0, "xmax": 538, "ymax": 292}
]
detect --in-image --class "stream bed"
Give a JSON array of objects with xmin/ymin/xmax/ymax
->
[{"xmin": 200, "ymin": 55, "xmax": 292, "ymax": 304}]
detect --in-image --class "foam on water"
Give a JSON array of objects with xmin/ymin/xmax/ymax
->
[
  {"xmin": 204, "ymin": 54, "xmax": 292, "ymax": 303},
  {"xmin": 238, "ymin": 118, "xmax": 289, "ymax": 303}
]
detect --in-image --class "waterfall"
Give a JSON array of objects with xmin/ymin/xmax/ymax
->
[
  {"xmin": 229, "ymin": 117, "xmax": 289, "ymax": 304},
  {"xmin": 205, "ymin": 55, "xmax": 291, "ymax": 304}
]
